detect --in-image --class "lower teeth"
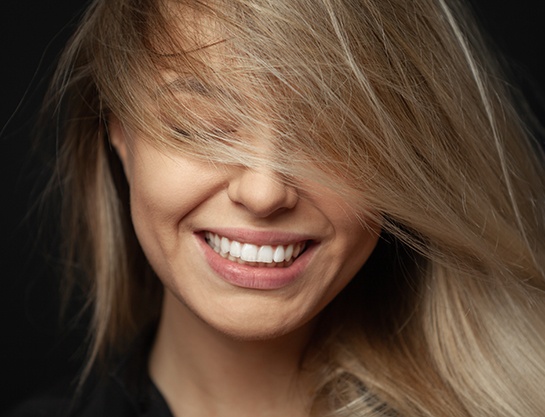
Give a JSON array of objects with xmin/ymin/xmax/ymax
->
[{"xmin": 220, "ymin": 251, "xmax": 295, "ymax": 268}]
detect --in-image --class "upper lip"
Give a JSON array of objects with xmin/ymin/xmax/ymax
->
[{"xmin": 196, "ymin": 227, "xmax": 318, "ymax": 246}]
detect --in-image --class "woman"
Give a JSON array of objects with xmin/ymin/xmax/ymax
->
[{"xmin": 10, "ymin": 0, "xmax": 545, "ymax": 415}]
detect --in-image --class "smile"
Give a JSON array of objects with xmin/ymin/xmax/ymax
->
[{"xmin": 204, "ymin": 231, "xmax": 307, "ymax": 267}]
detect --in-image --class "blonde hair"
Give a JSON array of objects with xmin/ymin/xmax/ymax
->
[{"xmin": 48, "ymin": 0, "xmax": 545, "ymax": 415}]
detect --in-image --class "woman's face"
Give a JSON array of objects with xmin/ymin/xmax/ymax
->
[
  {"xmin": 112, "ymin": 117, "xmax": 380, "ymax": 340},
  {"xmin": 110, "ymin": 16, "xmax": 380, "ymax": 340}
]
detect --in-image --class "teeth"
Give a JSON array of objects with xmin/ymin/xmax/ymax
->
[
  {"xmin": 220, "ymin": 237, "xmax": 230, "ymax": 254},
  {"xmin": 285, "ymin": 244, "xmax": 294, "ymax": 261},
  {"xmin": 204, "ymin": 232, "xmax": 306, "ymax": 265},
  {"xmin": 257, "ymin": 245, "xmax": 273, "ymax": 263},
  {"xmin": 273, "ymin": 246, "xmax": 285, "ymax": 263},
  {"xmin": 241, "ymin": 243, "xmax": 258, "ymax": 262},
  {"xmin": 230, "ymin": 240, "xmax": 241, "ymax": 257}
]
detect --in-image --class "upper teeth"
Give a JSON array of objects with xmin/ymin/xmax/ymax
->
[{"xmin": 205, "ymin": 232, "xmax": 305, "ymax": 264}]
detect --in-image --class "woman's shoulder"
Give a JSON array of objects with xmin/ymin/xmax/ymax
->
[
  {"xmin": 5, "ymin": 328, "xmax": 172, "ymax": 417},
  {"xmin": 4, "ymin": 394, "xmax": 73, "ymax": 417},
  {"xmin": 4, "ymin": 375, "xmax": 127, "ymax": 417},
  {"xmin": 5, "ymin": 370, "xmax": 171, "ymax": 417}
]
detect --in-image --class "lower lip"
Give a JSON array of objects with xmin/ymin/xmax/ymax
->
[{"xmin": 197, "ymin": 235, "xmax": 314, "ymax": 290}]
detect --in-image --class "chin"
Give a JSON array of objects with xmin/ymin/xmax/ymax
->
[
  {"xmin": 225, "ymin": 320, "xmax": 306, "ymax": 342},
  {"xmin": 189, "ymin": 298, "xmax": 317, "ymax": 343},
  {"xmin": 161, "ymin": 275, "xmax": 324, "ymax": 345}
]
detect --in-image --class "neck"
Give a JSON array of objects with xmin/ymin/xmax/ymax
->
[{"xmin": 149, "ymin": 291, "xmax": 318, "ymax": 417}]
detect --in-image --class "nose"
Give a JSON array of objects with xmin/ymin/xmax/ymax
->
[{"xmin": 227, "ymin": 166, "xmax": 299, "ymax": 218}]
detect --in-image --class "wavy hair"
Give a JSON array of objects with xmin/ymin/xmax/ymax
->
[{"xmin": 47, "ymin": 0, "xmax": 545, "ymax": 415}]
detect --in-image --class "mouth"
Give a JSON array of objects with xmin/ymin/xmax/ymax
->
[{"xmin": 204, "ymin": 231, "xmax": 309, "ymax": 268}]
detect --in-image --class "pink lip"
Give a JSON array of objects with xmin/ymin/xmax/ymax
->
[{"xmin": 195, "ymin": 230, "xmax": 316, "ymax": 290}]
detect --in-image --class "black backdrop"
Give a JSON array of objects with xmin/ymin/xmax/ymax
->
[{"xmin": 1, "ymin": 0, "xmax": 544, "ymax": 413}]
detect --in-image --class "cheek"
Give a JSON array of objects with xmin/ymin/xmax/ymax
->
[
  {"xmin": 126, "ymin": 149, "xmax": 221, "ymax": 258},
  {"xmin": 128, "ymin": 148, "xmax": 217, "ymax": 219},
  {"xmin": 305, "ymin": 213, "xmax": 381, "ymax": 317},
  {"xmin": 347, "ymin": 224, "xmax": 381, "ymax": 278},
  {"xmin": 337, "ymin": 223, "xmax": 381, "ymax": 286},
  {"xmin": 128, "ymin": 173, "xmax": 186, "ymax": 278},
  {"xmin": 130, "ymin": 176, "xmax": 192, "ymax": 227},
  {"xmin": 326, "ymin": 208, "xmax": 382, "ymax": 289},
  {"xmin": 129, "ymin": 167, "xmax": 188, "ymax": 248}
]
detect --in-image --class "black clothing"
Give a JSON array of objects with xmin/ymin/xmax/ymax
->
[{"xmin": 5, "ymin": 331, "xmax": 174, "ymax": 417}]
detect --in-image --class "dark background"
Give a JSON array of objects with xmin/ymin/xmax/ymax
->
[{"xmin": 1, "ymin": 0, "xmax": 544, "ymax": 413}]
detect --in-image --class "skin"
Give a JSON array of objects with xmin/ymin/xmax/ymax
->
[
  {"xmin": 108, "ymin": 9, "xmax": 380, "ymax": 414},
  {"xmin": 110, "ymin": 117, "xmax": 380, "ymax": 416}
]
